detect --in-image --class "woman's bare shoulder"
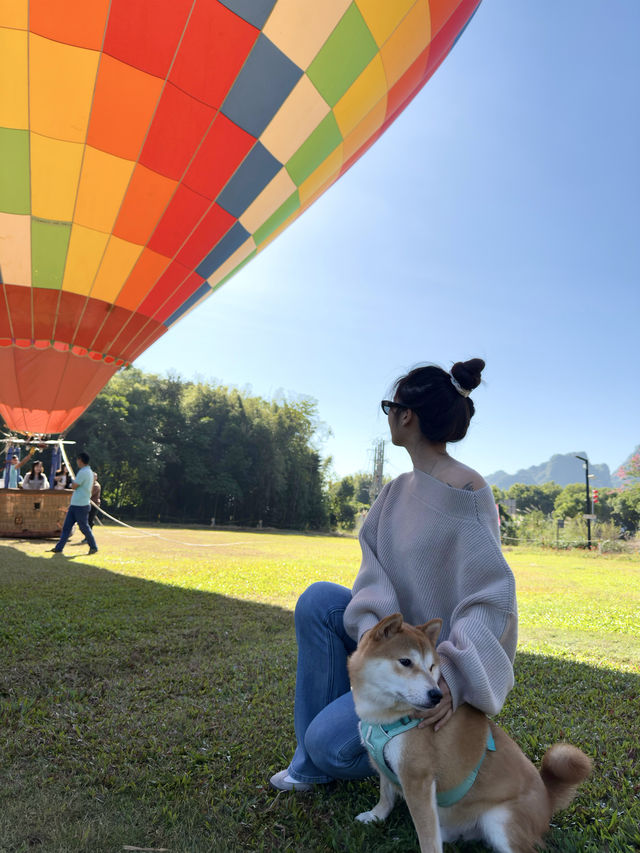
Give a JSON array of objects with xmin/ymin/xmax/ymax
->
[{"xmin": 441, "ymin": 460, "xmax": 487, "ymax": 492}]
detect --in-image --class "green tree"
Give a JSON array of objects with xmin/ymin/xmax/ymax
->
[
  {"xmin": 353, "ymin": 472, "xmax": 374, "ymax": 505},
  {"xmin": 68, "ymin": 370, "xmax": 330, "ymax": 529},
  {"xmin": 611, "ymin": 484, "xmax": 640, "ymax": 534},
  {"xmin": 491, "ymin": 485, "xmax": 506, "ymax": 503},
  {"xmin": 329, "ymin": 476, "xmax": 356, "ymax": 529},
  {"xmin": 554, "ymin": 484, "xmax": 587, "ymax": 519},
  {"xmin": 67, "ymin": 369, "xmax": 169, "ymax": 513},
  {"xmin": 591, "ymin": 487, "xmax": 616, "ymax": 523},
  {"xmin": 507, "ymin": 482, "xmax": 562, "ymax": 515}
]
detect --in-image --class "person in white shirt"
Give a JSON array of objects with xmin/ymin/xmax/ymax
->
[
  {"xmin": 48, "ymin": 453, "xmax": 98, "ymax": 555},
  {"xmin": 270, "ymin": 358, "xmax": 517, "ymax": 792}
]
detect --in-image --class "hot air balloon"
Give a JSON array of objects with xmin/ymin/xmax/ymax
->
[{"xmin": 0, "ymin": 0, "xmax": 481, "ymax": 435}]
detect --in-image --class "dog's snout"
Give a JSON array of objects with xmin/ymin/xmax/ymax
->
[{"xmin": 428, "ymin": 688, "xmax": 443, "ymax": 705}]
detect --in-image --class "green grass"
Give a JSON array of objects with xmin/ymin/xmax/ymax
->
[{"xmin": 1, "ymin": 530, "xmax": 639, "ymax": 852}]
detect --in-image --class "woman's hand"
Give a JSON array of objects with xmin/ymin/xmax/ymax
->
[{"xmin": 414, "ymin": 676, "xmax": 453, "ymax": 732}]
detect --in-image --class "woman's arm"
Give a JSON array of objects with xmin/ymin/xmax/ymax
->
[
  {"xmin": 14, "ymin": 448, "xmax": 36, "ymax": 470},
  {"xmin": 437, "ymin": 594, "xmax": 517, "ymax": 716},
  {"xmin": 415, "ymin": 597, "xmax": 516, "ymax": 732},
  {"xmin": 343, "ymin": 484, "xmax": 402, "ymax": 642}
]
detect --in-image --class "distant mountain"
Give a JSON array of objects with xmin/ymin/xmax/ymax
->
[{"xmin": 486, "ymin": 452, "xmax": 614, "ymax": 490}]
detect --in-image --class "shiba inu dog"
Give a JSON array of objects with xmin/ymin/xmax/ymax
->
[{"xmin": 347, "ymin": 614, "xmax": 591, "ymax": 853}]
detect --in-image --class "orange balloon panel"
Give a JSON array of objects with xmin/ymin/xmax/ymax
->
[
  {"xmin": 0, "ymin": 0, "xmax": 482, "ymax": 434},
  {"xmin": 0, "ymin": 348, "xmax": 120, "ymax": 434}
]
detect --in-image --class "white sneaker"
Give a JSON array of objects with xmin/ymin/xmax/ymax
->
[{"xmin": 269, "ymin": 770, "xmax": 313, "ymax": 792}]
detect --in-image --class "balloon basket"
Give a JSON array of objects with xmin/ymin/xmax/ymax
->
[{"xmin": 0, "ymin": 490, "xmax": 69, "ymax": 539}]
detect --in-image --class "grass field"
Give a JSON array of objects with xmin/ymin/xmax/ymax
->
[{"xmin": 1, "ymin": 527, "xmax": 639, "ymax": 852}]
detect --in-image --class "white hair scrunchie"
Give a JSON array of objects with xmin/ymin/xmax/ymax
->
[{"xmin": 450, "ymin": 374, "xmax": 471, "ymax": 397}]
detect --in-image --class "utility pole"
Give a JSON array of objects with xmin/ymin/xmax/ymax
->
[
  {"xmin": 370, "ymin": 440, "xmax": 385, "ymax": 504},
  {"xmin": 575, "ymin": 454, "xmax": 593, "ymax": 550}
]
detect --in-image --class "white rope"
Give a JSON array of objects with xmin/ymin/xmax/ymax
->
[
  {"xmin": 91, "ymin": 502, "xmax": 254, "ymax": 547},
  {"xmin": 59, "ymin": 443, "xmax": 253, "ymax": 548}
]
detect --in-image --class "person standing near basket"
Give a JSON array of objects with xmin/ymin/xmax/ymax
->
[
  {"xmin": 48, "ymin": 452, "xmax": 98, "ymax": 556},
  {"xmin": 80, "ymin": 472, "xmax": 101, "ymax": 544}
]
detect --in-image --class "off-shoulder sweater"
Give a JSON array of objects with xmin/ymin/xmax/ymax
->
[{"xmin": 343, "ymin": 469, "xmax": 517, "ymax": 716}]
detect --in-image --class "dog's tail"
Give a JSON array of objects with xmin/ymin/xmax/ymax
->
[{"xmin": 540, "ymin": 744, "xmax": 592, "ymax": 812}]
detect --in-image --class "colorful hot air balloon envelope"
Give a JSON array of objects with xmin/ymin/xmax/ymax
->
[{"xmin": 0, "ymin": 0, "xmax": 481, "ymax": 434}]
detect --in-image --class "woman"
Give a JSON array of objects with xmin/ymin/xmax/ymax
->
[
  {"xmin": 53, "ymin": 463, "xmax": 72, "ymax": 490},
  {"xmin": 21, "ymin": 459, "xmax": 49, "ymax": 490},
  {"xmin": 270, "ymin": 358, "xmax": 517, "ymax": 791}
]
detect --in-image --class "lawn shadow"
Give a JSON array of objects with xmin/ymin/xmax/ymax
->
[
  {"xmin": 1, "ymin": 546, "xmax": 638, "ymax": 852},
  {"xmin": 1, "ymin": 545, "xmax": 298, "ymax": 852}
]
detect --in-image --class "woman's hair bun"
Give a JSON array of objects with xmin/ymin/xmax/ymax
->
[
  {"xmin": 391, "ymin": 358, "xmax": 484, "ymax": 443},
  {"xmin": 450, "ymin": 358, "xmax": 485, "ymax": 392}
]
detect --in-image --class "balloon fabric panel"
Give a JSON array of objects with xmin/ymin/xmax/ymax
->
[
  {"xmin": 0, "ymin": 0, "xmax": 482, "ymax": 434},
  {"xmin": 0, "ymin": 27, "xmax": 28, "ymax": 128},
  {"xmin": 0, "ymin": 130, "xmax": 30, "ymax": 214},
  {"xmin": 30, "ymin": 0, "xmax": 110, "ymax": 52},
  {"xmin": 102, "ymin": 0, "xmax": 193, "ymax": 78}
]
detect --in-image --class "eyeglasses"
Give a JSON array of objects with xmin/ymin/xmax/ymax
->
[{"xmin": 381, "ymin": 400, "xmax": 409, "ymax": 415}]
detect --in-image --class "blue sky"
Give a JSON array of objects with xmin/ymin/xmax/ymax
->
[{"xmin": 136, "ymin": 0, "xmax": 640, "ymax": 483}]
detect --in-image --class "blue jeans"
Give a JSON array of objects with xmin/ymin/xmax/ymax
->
[
  {"xmin": 53, "ymin": 504, "xmax": 97, "ymax": 552},
  {"xmin": 288, "ymin": 582, "xmax": 373, "ymax": 784}
]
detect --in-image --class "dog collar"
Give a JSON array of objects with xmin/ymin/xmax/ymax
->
[{"xmin": 359, "ymin": 718, "xmax": 496, "ymax": 807}]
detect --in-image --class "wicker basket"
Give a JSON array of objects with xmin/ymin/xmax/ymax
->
[{"xmin": 0, "ymin": 489, "xmax": 71, "ymax": 538}]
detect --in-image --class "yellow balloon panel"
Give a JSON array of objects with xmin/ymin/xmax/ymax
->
[
  {"xmin": 355, "ymin": 0, "xmax": 421, "ymax": 48},
  {"xmin": 74, "ymin": 147, "xmax": 136, "ymax": 234},
  {"xmin": 381, "ymin": 2, "xmax": 432, "ymax": 87},
  {"xmin": 333, "ymin": 54, "xmax": 388, "ymax": 138},
  {"xmin": 62, "ymin": 225, "xmax": 110, "ymax": 296},
  {"xmin": 0, "ymin": 0, "xmax": 27, "ymax": 30},
  {"xmin": 90, "ymin": 238, "xmax": 144, "ymax": 304},
  {"xmin": 30, "ymin": 134, "xmax": 83, "ymax": 221},
  {"xmin": 29, "ymin": 34, "xmax": 99, "ymax": 143},
  {"xmin": 0, "ymin": 28, "xmax": 28, "ymax": 129}
]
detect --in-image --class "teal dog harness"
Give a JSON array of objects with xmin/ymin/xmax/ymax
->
[{"xmin": 359, "ymin": 717, "xmax": 496, "ymax": 808}]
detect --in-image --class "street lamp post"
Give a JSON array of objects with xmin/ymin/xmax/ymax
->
[{"xmin": 575, "ymin": 455, "xmax": 592, "ymax": 549}]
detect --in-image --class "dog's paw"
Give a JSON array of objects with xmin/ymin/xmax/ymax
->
[{"xmin": 355, "ymin": 810, "xmax": 381, "ymax": 824}]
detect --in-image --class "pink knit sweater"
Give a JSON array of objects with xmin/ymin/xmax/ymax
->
[{"xmin": 343, "ymin": 469, "xmax": 517, "ymax": 716}]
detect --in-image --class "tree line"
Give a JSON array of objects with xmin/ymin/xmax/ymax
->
[
  {"xmin": 63, "ymin": 370, "xmax": 639, "ymax": 541},
  {"xmin": 67, "ymin": 369, "xmax": 329, "ymax": 529},
  {"xmin": 491, "ymin": 477, "xmax": 640, "ymax": 547}
]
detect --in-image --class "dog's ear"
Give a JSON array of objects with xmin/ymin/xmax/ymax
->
[
  {"xmin": 416, "ymin": 618, "xmax": 442, "ymax": 646},
  {"xmin": 372, "ymin": 613, "xmax": 403, "ymax": 640}
]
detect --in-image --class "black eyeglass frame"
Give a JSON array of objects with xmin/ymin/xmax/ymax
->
[{"xmin": 380, "ymin": 400, "xmax": 410, "ymax": 415}]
